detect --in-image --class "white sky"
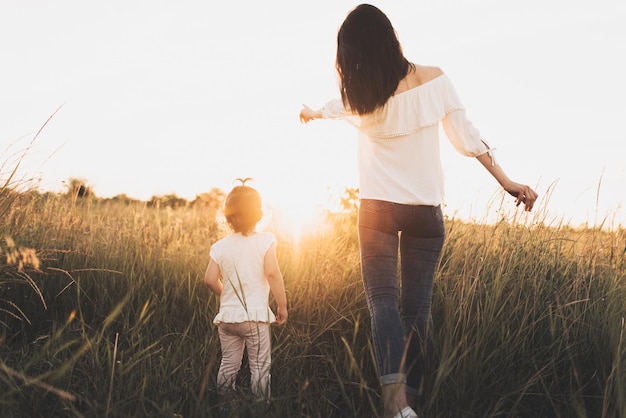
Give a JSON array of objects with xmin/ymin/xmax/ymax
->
[{"xmin": 2, "ymin": 0, "xmax": 625, "ymax": 228}]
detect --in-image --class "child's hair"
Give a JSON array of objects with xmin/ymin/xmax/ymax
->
[{"xmin": 223, "ymin": 180, "xmax": 263, "ymax": 235}]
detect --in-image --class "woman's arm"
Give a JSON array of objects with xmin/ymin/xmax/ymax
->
[
  {"xmin": 264, "ymin": 243, "xmax": 288, "ymax": 324},
  {"xmin": 476, "ymin": 152, "xmax": 538, "ymax": 211},
  {"xmin": 299, "ymin": 105, "xmax": 323, "ymax": 123}
]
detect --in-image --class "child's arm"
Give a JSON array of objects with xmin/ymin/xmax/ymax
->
[
  {"xmin": 264, "ymin": 243, "xmax": 288, "ymax": 324},
  {"xmin": 204, "ymin": 258, "xmax": 223, "ymax": 296}
]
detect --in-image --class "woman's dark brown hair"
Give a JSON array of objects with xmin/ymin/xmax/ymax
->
[{"xmin": 336, "ymin": 4, "xmax": 414, "ymax": 115}]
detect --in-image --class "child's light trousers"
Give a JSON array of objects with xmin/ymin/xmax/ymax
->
[{"xmin": 217, "ymin": 321, "xmax": 271, "ymax": 399}]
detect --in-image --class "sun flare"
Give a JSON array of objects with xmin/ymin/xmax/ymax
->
[
  {"xmin": 259, "ymin": 193, "xmax": 340, "ymax": 246},
  {"xmin": 262, "ymin": 200, "xmax": 329, "ymax": 245}
]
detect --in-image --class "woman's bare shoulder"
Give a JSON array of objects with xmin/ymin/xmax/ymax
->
[
  {"xmin": 396, "ymin": 64, "xmax": 445, "ymax": 94},
  {"xmin": 413, "ymin": 64, "xmax": 444, "ymax": 83}
]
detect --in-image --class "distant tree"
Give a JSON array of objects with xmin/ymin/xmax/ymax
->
[
  {"xmin": 190, "ymin": 187, "xmax": 225, "ymax": 210},
  {"xmin": 65, "ymin": 178, "xmax": 94, "ymax": 199},
  {"xmin": 106, "ymin": 194, "xmax": 141, "ymax": 205},
  {"xmin": 147, "ymin": 194, "xmax": 188, "ymax": 209}
]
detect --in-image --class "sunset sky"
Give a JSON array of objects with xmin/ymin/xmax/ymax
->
[{"xmin": 2, "ymin": 0, "xmax": 625, "ymax": 228}]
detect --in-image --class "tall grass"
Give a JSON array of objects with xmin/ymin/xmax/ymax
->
[{"xmin": 1, "ymin": 191, "xmax": 624, "ymax": 417}]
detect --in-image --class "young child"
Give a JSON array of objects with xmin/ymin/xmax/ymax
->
[{"xmin": 204, "ymin": 180, "xmax": 288, "ymax": 404}]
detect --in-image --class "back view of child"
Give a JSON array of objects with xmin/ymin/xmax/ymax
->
[{"xmin": 204, "ymin": 181, "xmax": 288, "ymax": 406}]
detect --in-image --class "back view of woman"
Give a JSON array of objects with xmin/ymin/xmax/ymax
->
[{"xmin": 300, "ymin": 4, "xmax": 537, "ymax": 418}]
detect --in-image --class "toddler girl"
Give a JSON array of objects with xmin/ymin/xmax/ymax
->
[{"xmin": 204, "ymin": 181, "xmax": 288, "ymax": 404}]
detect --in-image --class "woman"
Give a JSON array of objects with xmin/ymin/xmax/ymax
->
[{"xmin": 299, "ymin": 4, "xmax": 538, "ymax": 418}]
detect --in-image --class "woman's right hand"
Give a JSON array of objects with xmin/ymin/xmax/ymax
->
[{"xmin": 299, "ymin": 105, "xmax": 317, "ymax": 123}]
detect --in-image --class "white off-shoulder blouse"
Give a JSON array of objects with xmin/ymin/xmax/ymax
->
[
  {"xmin": 321, "ymin": 74, "xmax": 494, "ymax": 206},
  {"xmin": 210, "ymin": 231, "xmax": 277, "ymax": 324}
]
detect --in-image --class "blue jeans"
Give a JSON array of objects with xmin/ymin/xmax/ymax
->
[{"xmin": 358, "ymin": 199, "xmax": 445, "ymax": 394}]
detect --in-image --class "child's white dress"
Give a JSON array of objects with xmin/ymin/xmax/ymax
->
[{"xmin": 210, "ymin": 231, "xmax": 278, "ymax": 324}]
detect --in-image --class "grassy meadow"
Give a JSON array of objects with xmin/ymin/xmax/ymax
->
[{"xmin": 1, "ymin": 187, "xmax": 625, "ymax": 418}]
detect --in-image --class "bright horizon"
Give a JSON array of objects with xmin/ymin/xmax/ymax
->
[{"xmin": 2, "ymin": 0, "xmax": 625, "ymax": 229}]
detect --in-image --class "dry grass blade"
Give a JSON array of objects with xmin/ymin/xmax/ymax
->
[
  {"xmin": 105, "ymin": 332, "xmax": 119, "ymax": 417},
  {"xmin": 0, "ymin": 361, "xmax": 76, "ymax": 402}
]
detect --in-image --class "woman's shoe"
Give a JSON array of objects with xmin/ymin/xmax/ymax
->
[{"xmin": 393, "ymin": 406, "xmax": 419, "ymax": 418}]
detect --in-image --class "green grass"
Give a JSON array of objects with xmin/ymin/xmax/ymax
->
[{"xmin": 1, "ymin": 191, "xmax": 625, "ymax": 417}]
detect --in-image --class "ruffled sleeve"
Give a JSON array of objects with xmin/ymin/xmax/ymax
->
[
  {"xmin": 320, "ymin": 74, "xmax": 496, "ymax": 165},
  {"xmin": 321, "ymin": 99, "xmax": 347, "ymax": 119},
  {"xmin": 364, "ymin": 74, "xmax": 495, "ymax": 164},
  {"xmin": 442, "ymin": 110, "xmax": 496, "ymax": 165},
  {"xmin": 320, "ymin": 99, "xmax": 363, "ymax": 128},
  {"xmin": 355, "ymin": 74, "xmax": 465, "ymax": 138}
]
